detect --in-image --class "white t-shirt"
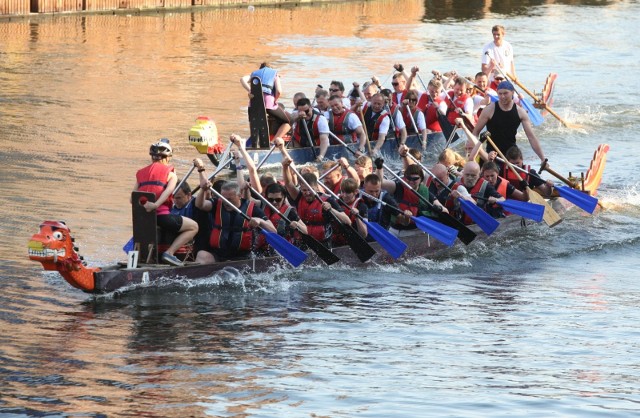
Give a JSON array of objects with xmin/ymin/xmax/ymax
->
[{"xmin": 482, "ymin": 40, "xmax": 514, "ymax": 80}]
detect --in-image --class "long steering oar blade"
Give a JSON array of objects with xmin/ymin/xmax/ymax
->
[
  {"xmin": 499, "ymin": 199, "xmax": 545, "ymax": 222},
  {"xmin": 317, "ymin": 180, "xmax": 407, "ymax": 260},
  {"xmin": 209, "ymin": 187, "xmax": 307, "ymax": 267},
  {"xmin": 487, "ymin": 136, "xmax": 562, "ymax": 227},
  {"xmin": 290, "ymin": 165, "xmax": 376, "ymax": 262},
  {"xmin": 520, "ymin": 96, "xmax": 544, "ymax": 126},
  {"xmin": 248, "ymin": 185, "xmax": 340, "ymax": 265}
]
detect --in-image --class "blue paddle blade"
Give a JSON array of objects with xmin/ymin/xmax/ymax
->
[
  {"xmin": 489, "ymin": 94, "xmax": 499, "ymax": 103},
  {"xmin": 520, "ymin": 97, "xmax": 544, "ymax": 126},
  {"xmin": 366, "ymin": 221, "xmax": 408, "ymax": 259},
  {"xmin": 499, "ymin": 199, "xmax": 545, "ymax": 223},
  {"xmin": 556, "ymin": 186, "xmax": 599, "ymax": 214},
  {"xmin": 123, "ymin": 237, "xmax": 134, "ymax": 253},
  {"xmin": 263, "ymin": 230, "xmax": 308, "ymax": 267},
  {"xmin": 412, "ymin": 216, "xmax": 458, "ymax": 247},
  {"xmin": 459, "ymin": 199, "xmax": 500, "ymax": 235}
]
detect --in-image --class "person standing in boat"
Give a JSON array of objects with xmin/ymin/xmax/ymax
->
[
  {"xmin": 282, "ymin": 158, "xmax": 350, "ymax": 245},
  {"xmin": 445, "ymin": 161, "xmax": 505, "ymax": 225},
  {"xmin": 241, "ymin": 62, "xmax": 292, "ymax": 141},
  {"xmin": 291, "ymin": 97, "xmax": 331, "ymax": 162},
  {"xmin": 481, "ymin": 25, "xmax": 516, "ymax": 82},
  {"xmin": 326, "ymin": 95, "xmax": 367, "ymax": 147},
  {"xmin": 193, "ymin": 180, "xmax": 275, "ymax": 264},
  {"xmin": 133, "ymin": 139, "xmax": 199, "ymax": 266},
  {"xmin": 472, "ymin": 81, "xmax": 546, "ymax": 164}
]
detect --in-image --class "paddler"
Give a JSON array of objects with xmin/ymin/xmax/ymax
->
[
  {"xmin": 282, "ymin": 157, "xmax": 350, "ymax": 245},
  {"xmin": 291, "ymin": 97, "xmax": 330, "ymax": 162},
  {"xmin": 376, "ymin": 153, "xmax": 448, "ymax": 237},
  {"xmin": 445, "ymin": 161, "xmax": 504, "ymax": 225},
  {"xmin": 194, "ymin": 180, "xmax": 275, "ymax": 264},
  {"xmin": 133, "ymin": 138, "xmax": 198, "ymax": 267},
  {"xmin": 241, "ymin": 62, "xmax": 291, "ymax": 140}
]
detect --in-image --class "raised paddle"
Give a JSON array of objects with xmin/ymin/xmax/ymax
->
[
  {"xmin": 208, "ymin": 186, "xmax": 307, "ymax": 268},
  {"xmin": 506, "ymin": 73, "xmax": 582, "ymax": 130},
  {"xmin": 538, "ymin": 160, "xmax": 598, "ymax": 214},
  {"xmin": 289, "ymin": 165, "xmax": 377, "ymax": 263},
  {"xmin": 381, "ymin": 162, "xmax": 477, "ymax": 245},
  {"xmin": 173, "ymin": 165, "xmax": 196, "ymax": 197},
  {"xmin": 316, "ymin": 181, "xmax": 408, "ymax": 259},
  {"xmin": 486, "ymin": 135, "xmax": 563, "ymax": 227},
  {"xmin": 360, "ymin": 191, "xmax": 457, "ymax": 247},
  {"xmin": 485, "ymin": 52, "xmax": 544, "ymax": 126},
  {"xmin": 247, "ymin": 185, "xmax": 340, "ymax": 265},
  {"xmin": 191, "ymin": 154, "xmax": 234, "ymax": 195},
  {"xmin": 405, "ymin": 153, "xmax": 500, "ymax": 235},
  {"xmin": 318, "ymin": 160, "xmax": 341, "ymax": 181}
]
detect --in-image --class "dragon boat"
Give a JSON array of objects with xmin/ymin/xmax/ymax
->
[{"xmin": 27, "ymin": 144, "xmax": 609, "ymax": 295}]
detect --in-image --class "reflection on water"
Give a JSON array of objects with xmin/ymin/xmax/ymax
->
[{"xmin": 2, "ymin": 0, "xmax": 640, "ymax": 415}]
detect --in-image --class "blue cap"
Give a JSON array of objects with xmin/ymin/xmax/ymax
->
[{"xmin": 497, "ymin": 81, "xmax": 515, "ymax": 91}]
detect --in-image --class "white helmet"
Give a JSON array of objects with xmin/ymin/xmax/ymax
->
[{"xmin": 150, "ymin": 138, "xmax": 172, "ymax": 158}]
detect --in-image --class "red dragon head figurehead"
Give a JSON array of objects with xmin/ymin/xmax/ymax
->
[{"xmin": 27, "ymin": 221, "xmax": 99, "ymax": 292}]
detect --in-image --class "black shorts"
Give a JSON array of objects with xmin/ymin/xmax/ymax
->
[{"xmin": 157, "ymin": 214, "xmax": 183, "ymax": 234}]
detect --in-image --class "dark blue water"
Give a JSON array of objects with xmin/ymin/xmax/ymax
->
[{"xmin": 1, "ymin": 1, "xmax": 640, "ymax": 416}]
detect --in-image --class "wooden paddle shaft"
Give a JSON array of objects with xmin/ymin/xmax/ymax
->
[{"xmin": 539, "ymin": 159, "xmax": 578, "ymax": 188}]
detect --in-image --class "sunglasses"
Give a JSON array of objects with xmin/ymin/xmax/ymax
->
[
  {"xmin": 329, "ymin": 88, "xmax": 340, "ymax": 92},
  {"xmin": 409, "ymin": 99, "xmax": 418, "ymax": 103},
  {"xmin": 391, "ymin": 82, "xmax": 399, "ymax": 86},
  {"xmin": 267, "ymin": 197, "xmax": 283, "ymax": 203},
  {"xmin": 406, "ymin": 175, "xmax": 422, "ymax": 181}
]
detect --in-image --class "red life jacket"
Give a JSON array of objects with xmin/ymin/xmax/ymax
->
[
  {"xmin": 392, "ymin": 90, "xmax": 407, "ymax": 106},
  {"xmin": 296, "ymin": 195, "xmax": 329, "ymax": 242},
  {"xmin": 328, "ymin": 110, "xmax": 356, "ymax": 144},
  {"xmin": 502, "ymin": 164, "xmax": 530, "ymax": 191},
  {"xmin": 136, "ymin": 162, "xmax": 174, "ymax": 215},
  {"xmin": 209, "ymin": 199, "xmax": 255, "ymax": 251},
  {"xmin": 332, "ymin": 196, "xmax": 363, "ymax": 246},
  {"xmin": 446, "ymin": 91, "xmax": 471, "ymax": 125},
  {"xmin": 292, "ymin": 113, "xmax": 322, "ymax": 146},
  {"xmin": 256, "ymin": 204, "xmax": 294, "ymax": 248},
  {"xmin": 393, "ymin": 182, "xmax": 430, "ymax": 228},
  {"xmin": 448, "ymin": 180, "xmax": 489, "ymax": 225},
  {"xmin": 363, "ymin": 106, "xmax": 390, "ymax": 141},
  {"xmin": 401, "ymin": 106, "xmax": 422, "ymax": 135},
  {"xmin": 494, "ymin": 177, "xmax": 511, "ymax": 215},
  {"xmin": 424, "ymin": 96, "xmax": 443, "ymax": 132}
]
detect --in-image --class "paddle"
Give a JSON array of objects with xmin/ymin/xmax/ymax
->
[
  {"xmin": 173, "ymin": 166, "xmax": 196, "ymax": 197},
  {"xmin": 289, "ymin": 165, "xmax": 376, "ymax": 262},
  {"xmin": 404, "ymin": 104, "xmax": 424, "ymax": 149},
  {"xmin": 255, "ymin": 143, "xmax": 277, "ymax": 170},
  {"xmin": 539, "ymin": 159, "xmax": 599, "ymax": 214},
  {"xmin": 443, "ymin": 125, "xmax": 459, "ymax": 149},
  {"xmin": 506, "ymin": 73, "xmax": 582, "ymax": 129},
  {"xmin": 498, "ymin": 199, "xmax": 545, "ymax": 222},
  {"xmin": 247, "ymin": 186, "xmax": 340, "ymax": 265},
  {"xmin": 208, "ymin": 186, "xmax": 307, "ymax": 267},
  {"xmin": 360, "ymin": 191, "xmax": 456, "ymax": 247},
  {"xmin": 318, "ymin": 162, "xmax": 341, "ymax": 181},
  {"xmin": 461, "ymin": 76, "xmax": 498, "ymax": 103},
  {"xmin": 499, "ymin": 157, "xmax": 598, "ymax": 214},
  {"xmin": 485, "ymin": 52, "xmax": 544, "ymax": 126},
  {"xmin": 191, "ymin": 154, "xmax": 234, "ymax": 195},
  {"xmin": 486, "ymin": 135, "xmax": 563, "ymax": 227},
  {"xmin": 381, "ymin": 162, "xmax": 476, "ymax": 245},
  {"xmin": 300, "ymin": 115, "xmax": 318, "ymax": 160},
  {"xmin": 358, "ymin": 108, "xmax": 374, "ymax": 156},
  {"xmin": 316, "ymin": 181, "xmax": 408, "ymax": 259},
  {"xmin": 405, "ymin": 154, "xmax": 499, "ymax": 235}
]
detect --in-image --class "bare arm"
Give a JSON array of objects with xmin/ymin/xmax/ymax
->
[
  {"xmin": 240, "ymin": 75, "xmax": 251, "ymax": 93},
  {"xmin": 282, "ymin": 158, "xmax": 299, "ymax": 201},
  {"xmin": 518, "ymin": 107, "xmax": 545, "ymax": 162}
]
